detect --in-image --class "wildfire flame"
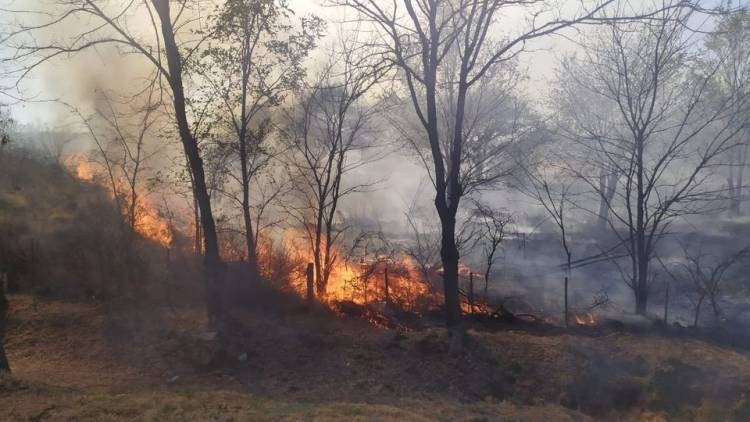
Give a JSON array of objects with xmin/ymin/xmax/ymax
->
[
  {"xmin": 66, "ymin": 156, "xmax": 173, "ymax": 247},
  {"xmin": 574, "ymin": 312, "xmax": 597, "ymax": 326},
  {"xmin": 267, "ymin": 229, "xmax": 438, "ymax": 311}
]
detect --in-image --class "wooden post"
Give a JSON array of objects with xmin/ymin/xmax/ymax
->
[
  {"xmin": 468, "ymin": 272, "xmax": 474, "ymax": 315},
  {"xmin": 663, "ymin": 282, "xmax": 670, "ymax": 324},
  {"xmin": 305, "ymin": 263, "xmax": 314, "ymax": 305},
  {"xmin": 384, "ymin": 264, "xmax": 390, "ymax": 306},
  {"xmin": 564, "ymin": 276, "xmax": 569, "ymax": 328}
]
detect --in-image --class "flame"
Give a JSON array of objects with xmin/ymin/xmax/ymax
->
[
  {"xmin": 66, "ymin": 155, "xmax": 173, "ymax": 247},
  {"xmin": 65, "ymin": 155, "xmax": 99, "ymax": 181},
  {"xmin": 133, "ymin": 203, "xmax": 173, "ymax": 247},
  {"xmin": 574, "ymin": 312, "xmax": 596, "ymax": 326},
  {"xmin": 264, "ymin": 229, "xmax": 439, "ymax": 312}
]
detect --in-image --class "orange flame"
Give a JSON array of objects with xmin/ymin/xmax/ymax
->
[
  {"xmin": 574, "ymin": 312, "xmax": 596, "ymax": 326},
  {"xmin": 264, "ymin": 229, "xmax": 438, "ymax": 311},
  {"xmin": 66, "ymin": 156, "xmax": 173, "ymax": 247}
]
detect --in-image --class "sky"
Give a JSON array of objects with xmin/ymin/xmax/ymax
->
[
  {"xmin": 3, "ymin": 0, "xmax": 578, "ymax": 126},
  {"xmin": 0, "ymin": 0, "xmax": 729, "ymax": 230}
]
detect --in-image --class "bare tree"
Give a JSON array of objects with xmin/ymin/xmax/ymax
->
[
  {"xmin": 281, "ymin": 38, "xmax": 387, "ymax": 299},
  {"xmin": 337, "ymin": 0, "xmax": 652, "ymax": 349},
  {"xmin": 403, "ymin": 198, "xmax": 442, "ymax": 285},
  {"xmin": 551, "ymin": 60, "xmax": 622, "ymax": 228},
  {"xmin": 3, "ymin": 1, "xmax": 228, "ymax": 327},
  {"xmin": 195, "ymin": 0, "xmax": 322, "ymax": 275},
  {"xmin": 470, "ymin": 200, "xmax": 512, "ymax": 303},
  {"xmin": 71, "ymin": 86, "xmax": 162, "ymax": 238},
  {"xmin": 678, "ymin": 244, "xmax": 750, "ymax": 327},
  {"xmin": 560, "ymin": 5, "xmax": 750, "ymax": 315},
  {"xmin": 704, "ymin": 10, "xmax": 750, "ymax": 216},
  {"xmin": 520, "ymin": 166, "xmax": 575, "ymax": 326}
]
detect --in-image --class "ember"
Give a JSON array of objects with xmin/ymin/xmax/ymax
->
[{"xmin": 574, "ymin": 313, "xmax": 597, "ymax": 326}]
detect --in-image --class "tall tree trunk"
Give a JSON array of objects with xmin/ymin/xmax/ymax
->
[
  {"xmin": 598, "ymin": 168, "xmax": 609, "ymax": 226},
  {"xmin": 313, "ymin": 205, "xmax": 325, "ymax": 298},
  {"xmin": 152, "ymin": 0, "xmax": 224, "ymax": 327},
  {"xmin": 634, "ymin": 135, "xmax": 649, "ymax": 315},
  {"xmin": 635, "ymin": 254, "xmax": 649, "ymax": 315},
  {"xmin": 710, "ymin": 293, "xmax": 721, "ymax": 324},
  {"xmin": 240, "ymin": 151, "xmax": 258, "ymax": 276},
  {"xmin": 439, "ymin": 209, "xmax": 462, "ymax": 347},
  {"xmin": 237, "ymin": 30, "xmax": 258, "ymax": 277},
  {"xmin": 693, "ymin": 294, "xmax": 705, "ymax": 328}
]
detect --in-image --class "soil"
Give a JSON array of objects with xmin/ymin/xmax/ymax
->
[{"xmin": 3, "ymin": 292, "xmax": 750, "ymax": 421}]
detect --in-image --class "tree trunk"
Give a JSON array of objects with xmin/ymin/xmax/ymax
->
[
  {"xmin": 634, "ymin": 257, "xmax": 649, "ymax": 315},
  {"xmin": 564, "ymin": 276, "xmax": 569, "ymax": 328},
  {"xmin": 0, "ymin": 283, "xmax": 9, "ymax": 372},
  {"xmin": 634, "ymin": 135, "xmax": 648, "ymax": 316},
  {"xmin": 241, "ymin": 171, "xmax": 259, "ymax": 275},
  {"xmin": 598, "ymin": 168, "xmax": 609, "ymax": 226},
  {"xmin": 152, "ymin": 0, "xmax": 224, "ymax": 328},
  {"xmin": 710, "ymin": 293, "xmax": 721, "ymax": 325},
  {"xmin": 693, "ymin": 294, "xmax": 705, "ymax": 328},
  {"xmin": 238, "ymin": 38, "xmax": 258, "ymax": 277},
  {"xmin": 663, "ymin": 282, "xmax": 670, "ymax": 324},
  {"xmin": 439, "ymin": 211, "xmax": 462, "ymax": 351}
]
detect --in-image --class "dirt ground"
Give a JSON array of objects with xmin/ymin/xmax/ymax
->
[{"xmin": 3, "ymin": 293, "xmax": 750, "ymax": 421}]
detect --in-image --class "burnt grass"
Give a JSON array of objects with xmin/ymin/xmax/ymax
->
[{"xmin": 5, "ymin": 281, "xmax": 750, "ymax": 421}]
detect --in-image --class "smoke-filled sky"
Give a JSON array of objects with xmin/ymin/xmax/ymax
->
[
  {"xmin": 0, "ymin": 0, "xmax": 729, "ymax": 229},
  {"xmin": 1, "ymin": 0, "xmax": 584, "ymax": 228}
]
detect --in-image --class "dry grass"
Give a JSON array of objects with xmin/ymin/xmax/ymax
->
[{"xmin": 4, "ymin": 293, "xmax": 750, "ymax": 420}]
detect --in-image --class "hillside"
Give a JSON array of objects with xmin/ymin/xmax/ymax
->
[{"xmin": 3, "ymin": 291, "xmax": 750, "ymax": 421}]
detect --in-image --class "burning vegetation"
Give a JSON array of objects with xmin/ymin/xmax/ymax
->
[{"xmin": 3, "ymin": 0, "xmax": 750, "ymax": 420}]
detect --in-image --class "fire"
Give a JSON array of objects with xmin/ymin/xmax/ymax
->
[
  {"xmin": 133, "ymin": 203, "xmax": 173, "ymax": 247},
  {"xmin": 66, "ymin": 156, "xmax": 173, "ymax": 247},
  {"xmin": 65, "ymin": 154, "xmax": 99, "ymax": 181},
  {"xmin": 575, "ymin": 312, "xmax": 597, "ymax": 326},
  {"xmin": 266, "ymin": 229, "xmax": 438, "ymax": 311}
]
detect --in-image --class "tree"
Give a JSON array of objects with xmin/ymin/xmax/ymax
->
[
  {"xmin": 404, "ymin": 196, "xmax": 442, "ymax": 285},
  {"xmin": 551, "ymin": 60, "xmax": 622, "ymax": 228},
  {"xmin": 704, "ymin": 11, "xmax": 750, "ymax": 216},
  {"xmin": 338, "ymin": 0, "xmax": 624, "ymax": 350},
  {"xmin": 678, "ymin": 244, "xmax": 750, "ymax": 327},
  {"xmin": 519, "ymin": 165, "xmax": 575, "ymax": 326},
  {"xmin": 559, "ymin": 5, "xmax": 750, "ymax": 315},
  {"xmin": 281, "ymin": 38, "xmax": 387, "ymax": 299},
  {"xmin": 3, "ymin": 1, "xmax": 226, "ymax": 327},
  {"xmin": 470, "ymin": 201, "xmax": 512, "ymax": 304},
  {"xmin": 69, "ymin": 84, "xmax": 165, "ymax": 297},
  {"xmin": 196, "ymin": 0, "xmax": 322, "ymax": 274}
]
